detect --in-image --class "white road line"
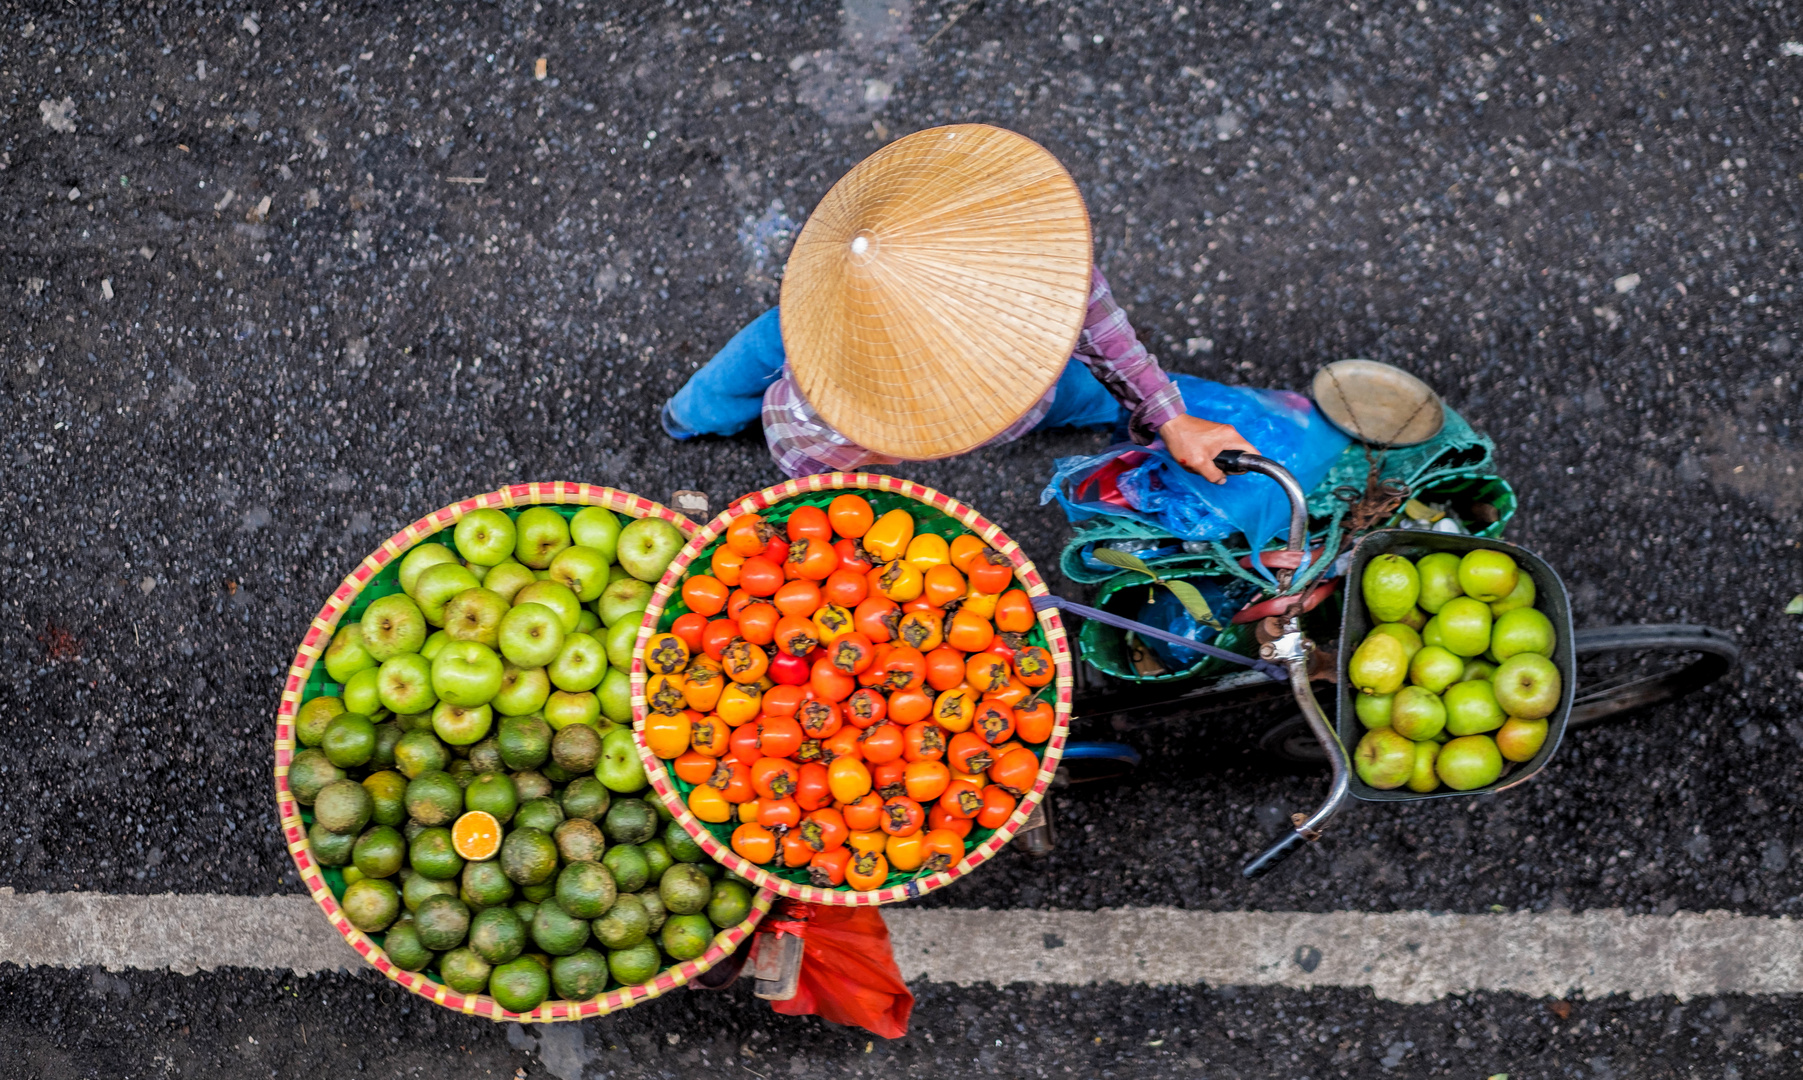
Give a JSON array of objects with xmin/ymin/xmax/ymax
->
[{"xmin": 5, "ymin": 889, "xmax": 1800, "ymax": 1002}]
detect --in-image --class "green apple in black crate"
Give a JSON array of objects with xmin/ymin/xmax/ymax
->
[{"xmin": 1350, "ymin": 547, "xmax": 1560, "ymax": 792}]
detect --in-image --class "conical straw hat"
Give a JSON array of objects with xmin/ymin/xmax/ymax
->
[{"xmin": 780, "ymin": 124, "xmax": 1093, "ymax": 461}]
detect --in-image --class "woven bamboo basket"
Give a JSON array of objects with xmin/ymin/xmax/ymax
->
[
  {"xmin": 631, "ymin": 472, "xmax": 1074, "ymax": 906},
  {"xmin": 274, "ymin": 481, "xmax": 771, "ymax": 1022}
]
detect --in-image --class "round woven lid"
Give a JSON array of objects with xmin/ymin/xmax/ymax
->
[{"xmin": 779, "ymin": 124, "xmax": 1094, "ymax": 461}]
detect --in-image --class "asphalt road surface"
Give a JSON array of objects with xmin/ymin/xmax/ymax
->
[{"xmin": 3, "ymin": 0, "xmax": 1801, "ymax": 1076}]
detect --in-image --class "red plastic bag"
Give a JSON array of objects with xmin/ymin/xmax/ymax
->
[{"xmin": 758, "ymin": 901, "xmax": 913, "ymax": 1039}]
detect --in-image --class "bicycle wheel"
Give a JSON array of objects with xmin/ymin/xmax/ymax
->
[
  {"xmin": 1565, "ymin": 623, "xmax": 1738, "ymax": 729},
  {"xmin": 1255, "ymin": 623, "xmax": 1737, "ymax": 763}
]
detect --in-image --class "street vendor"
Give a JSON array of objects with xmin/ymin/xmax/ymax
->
[{"xmin": 661, "ymin": 123, "xmax": 1258, "ymax": 482}]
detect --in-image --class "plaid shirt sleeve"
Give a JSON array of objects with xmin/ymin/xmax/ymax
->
[{"xmin": 1071, "ymin": 268, "xmax": 1186, "ymax": 443}]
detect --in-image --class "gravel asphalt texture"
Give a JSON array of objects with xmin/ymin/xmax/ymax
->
[{"xmin": 3, "ymin": 0, "xmax": 1801, "ymax": 1075}]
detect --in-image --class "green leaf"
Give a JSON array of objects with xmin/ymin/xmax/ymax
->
[
  {"xmin": 1787, "ymin": 594, "xmax": 1803, "ymax": 616},
  {"xmin": 1163, "ymin": 580, "xmax": 1224, "ymax": 631},
  {"xmin": 1092, "ymin": 547, "xmax": 1159, "ymax": 579}
]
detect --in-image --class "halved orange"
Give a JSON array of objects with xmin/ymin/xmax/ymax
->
[{"xmin": 451, "ymin": 810, "xmax": 502, "ymax": 861}]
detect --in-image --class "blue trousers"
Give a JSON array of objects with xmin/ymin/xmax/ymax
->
[{"xmin": 663, "ymin": 308, "xmax": 1126, "ymax": 441}]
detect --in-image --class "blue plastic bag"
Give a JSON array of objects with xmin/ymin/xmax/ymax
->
[
  {"xmin": 1042, "ymin": 377, "xmax": 1351, "ymax": 581},
  {"xmin": 1132, "ymin": 577, "xmax": 1255, "ymax": 669}
]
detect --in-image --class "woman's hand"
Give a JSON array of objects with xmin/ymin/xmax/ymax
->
[{"xmin": 1159, "ymin": 414, "xmax": 1261, "ymax": 484}]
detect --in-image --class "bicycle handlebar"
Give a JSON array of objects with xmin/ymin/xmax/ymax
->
[{"xmin": 1203, "ymin": 452, "xmax": 1356, "ymax": 880}]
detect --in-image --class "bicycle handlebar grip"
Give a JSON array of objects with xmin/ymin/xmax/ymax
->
[
  {"xmin": 1213, "ymin": 449, "xmax": 1252, "ymax": 475},
  {"xmin": 1242, "ymin": 829, "xmax": 1312, "ymax": 880}
]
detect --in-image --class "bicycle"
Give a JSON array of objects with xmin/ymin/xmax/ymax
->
[{"xmin": 1018, "ymin": 452, "xmax": 1739, "ymax": 877}]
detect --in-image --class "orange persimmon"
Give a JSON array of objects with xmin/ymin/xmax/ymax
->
[
  {"xmin": 731, "ymin": 821, "xmax": 777, "ymax": 864},
  {"xmin": 726, "ymin": 513, "xmax": 774, "ymax": 557},
  {"xmin": 826, "ymin": 757, "xmax": 872, "ymax": 803},
  {"xmin": 1014, "ymin": 699, "xmax": 1055, "ymax": 744},
  {"xmin": 922, "ymin": 564, "xmax": 967, "ymax": 608},
  {"xmin": 786, "ymin": 505, "xmax": 833, "ymax": 543},
  {"xmin": 903, "ymin": 759, "xmax": 951, "ymax": 803},
  {"xmin": 681, "ymin": 575, "xmax": 729, "ymax": 617},
  {"xmin": 711, "ymin": 546, "xmax": 746, "ymax": 587},
  {"xmin": 841, "ymin": 794, "xmax": 884, "ymax": 833},
  {"xmin": 846, "ymin": 849, "xmax": 888, "ymax": 891},
  {"xmin": 853, "ymin": 597, "xmax": 900, "ymax": 643},
  {"xmin": 844, "ymin": 688, "xmax": 886, "ymax": 729},
  {"xmin": 827, "ymin": 494, "xmax": 874, "ymax": 538},
  {"xmin": 921, "ymin": 828, "xmax": 966, "ymax": 873},
  {"xmin": 822, "ymin": 568, "xmax": 869, "ymax": 608},
  {"xmin": 994, "ymin": 589, "xmax": 1034, "ymax": 633},
  {"xmin": 945, "ymin": 609, "xmax": 995, "ymax": 654},
  {"xmin": 797, "ymin": 698, "xmax": 842, "ymax": 739},
  {"xmin": 808, "ymin": 846, "xmax": 851, "ymax": 887},
  {"xmin": 988, "ymin": 746, "xmax": 1040, "ymax": 796}
]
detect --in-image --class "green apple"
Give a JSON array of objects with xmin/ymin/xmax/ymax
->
[
  {"xmin": 616, "ymin": 517, "xmax": 686, "ymax": 584},
  {"xmin": 597, "ymin": 668, "xmax": 633, "ymax": 725},
  {"xmin": 1368, "ymin": 623, "xmax": 1422, "ymax": 662},
  {"xmin": 1457, "ymin": 549, "xmax": 1519, "ymax": 604},
  {"xmin": 377, "ymin": 654, "xmax": 438, "ymax": 715},
  {"xmin": 1460, "ymin": 659, "xmax": 1497, "ymax": 683},
  {"xmin": 432, "ymin": 701, "xmax": 494, "ymax": 746},
  {"xmin": 454, "ymin": 509, "xmax": 518, "ymax": 567},
  {"xmin": 576, "ymin": 610, "xmax": 602, "ymax": 635},
  {"xmin": 1355, "ymin": 692, "xmax": 1394, "ymax": 731},
  {"xmin": 413, "ymin": 562, "xmax": 482, "ymax": 627},
  {"xmin": 516, "ymin": 580, "xmax": 583, "ymax": 633},
  {"xmin": 598, "ymin": 578, "xmax": 654, "ymax": 629},
  {"xmin": 493, "ymin": 664, "xmax": 552, "ymax": 717},
  {"xmin": 431, "ymin": 641, "xmax": 505, "ymax": 707},
  {"xmin": 1495, "ymin": 716, "xmax": 1549, "ymax": 762},
  {"xmin": 444, "ymin": 588, "xmax": 510, "ymax": 648},
  {"xmin": 550, "ymin": 632, "xmax": 609, "ymax": 693},
  {"xmin": 343, "ymin": 667, "xmax": 384, "ymax": 716},
  {"xmin": 420, "ymin": 630, "xmax": 451, "ymax": 662},
  {"xmin": 544, "ymin": 690, "xmax": 601, "ymax": 730},
  {"xmin": 1415, "ymin": 552, "xmax": 1464, "ymax": 614},
  {"xmin": 570, "ymin": 507, "xmax": 623, "ymax": 563},
  {"xmin": 514, "ymin": 506, "xmax": 573, "ymax": 569},
  {"xmin": 1492, "ymin": 653, "xmax": 1561, "ymax": 720},
  {"xmin": 483, "ymin": 561, "xmax": 537, "ymax": 605},
  {"xmin": 1443, "ymin": 678, "xmax": 1505, "ymax": 736},
  {"xmin": 324, "ymin": 625, "xmax": 379, "ymax": 683},
  {"xmin": 1348, "ymin": 633, "xmax": 1408, "ymax": 696},
  {"xmin": 361, "ymin": 594, "xmax": 427, "ymax": 661},
  {"xmin": 499, "ymin": 603, "xmax": 566, "ymax": 668},
  {"xmin": 1436, "ymin": 734, "xmax": 1503, "ymax": 790},
  {"xmin": 1390, "ymin": 686, "xmax": 1446, "ymax": 741},
  {"xmin": 1361, "ymin": 554, "xmax": 1420, "ymax": 623},
  {"xmin": 399, "ymin": 543, "xmax": 460, "ymax": 596},
  {"xmin": 1435, "ymin": 597, "xmax": 1492, "ymax": 658},
  {"xmin": 462, "ymin": 560, "xmax": 489, "ymax": 583},
  {"xmin": 1406, "ymin": 740, "xmax": 1440, "ymax": 793},
  {"xmin": 1491, "ymin": 607, "xmax": 1555, "ymax": 661},
  {"xmin": 603, "ymin": 618, "xmax": 639, "ymax": 670},
  {"xmin": 1399, "ymin": 607, "xmax": 1429, "ymax": 632},
  {"xmin": 1420, "ymin": 616, "xmax": 1444, "ymax": 650},
  {"xmin": 1408, "ymin": 645, "xmax": 1465, "ymax": 694},
  {"xmin": 597, "ymin": 727, "xmax": 648, "ymax": 792},
  {"xmin": 1354, "ymin": 728, "xmax": 1416, "ymax": 790},
  {"xmin": 548, "ymin": 546, "xmax": 612, "ymax": 602},
  {"xmin": 1489, "ymin": 572, "xmax": 1536, "ymax": 616}
]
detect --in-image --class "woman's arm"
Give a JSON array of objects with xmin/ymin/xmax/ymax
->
[{"xmin": 1073, "ymin": 269, "xmax": 1259, "ymax": 483}]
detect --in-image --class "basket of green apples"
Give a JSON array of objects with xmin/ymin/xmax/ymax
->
[
  {"xmin": 1339, "ymin": 531, "xmax": 1575, "ymax": 800},
  {"xmin": 275, "ymin": 482, "xmax": 772, "ymax": 1023}
]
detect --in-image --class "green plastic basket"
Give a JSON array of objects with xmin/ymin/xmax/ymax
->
[
  {"xmin": 275, "ymin": 482, "xmax": 772, "ymax": 1024},
  {"xmin": 633, "ymin": 473, "xmax": 1073, "ymax": 906}
]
